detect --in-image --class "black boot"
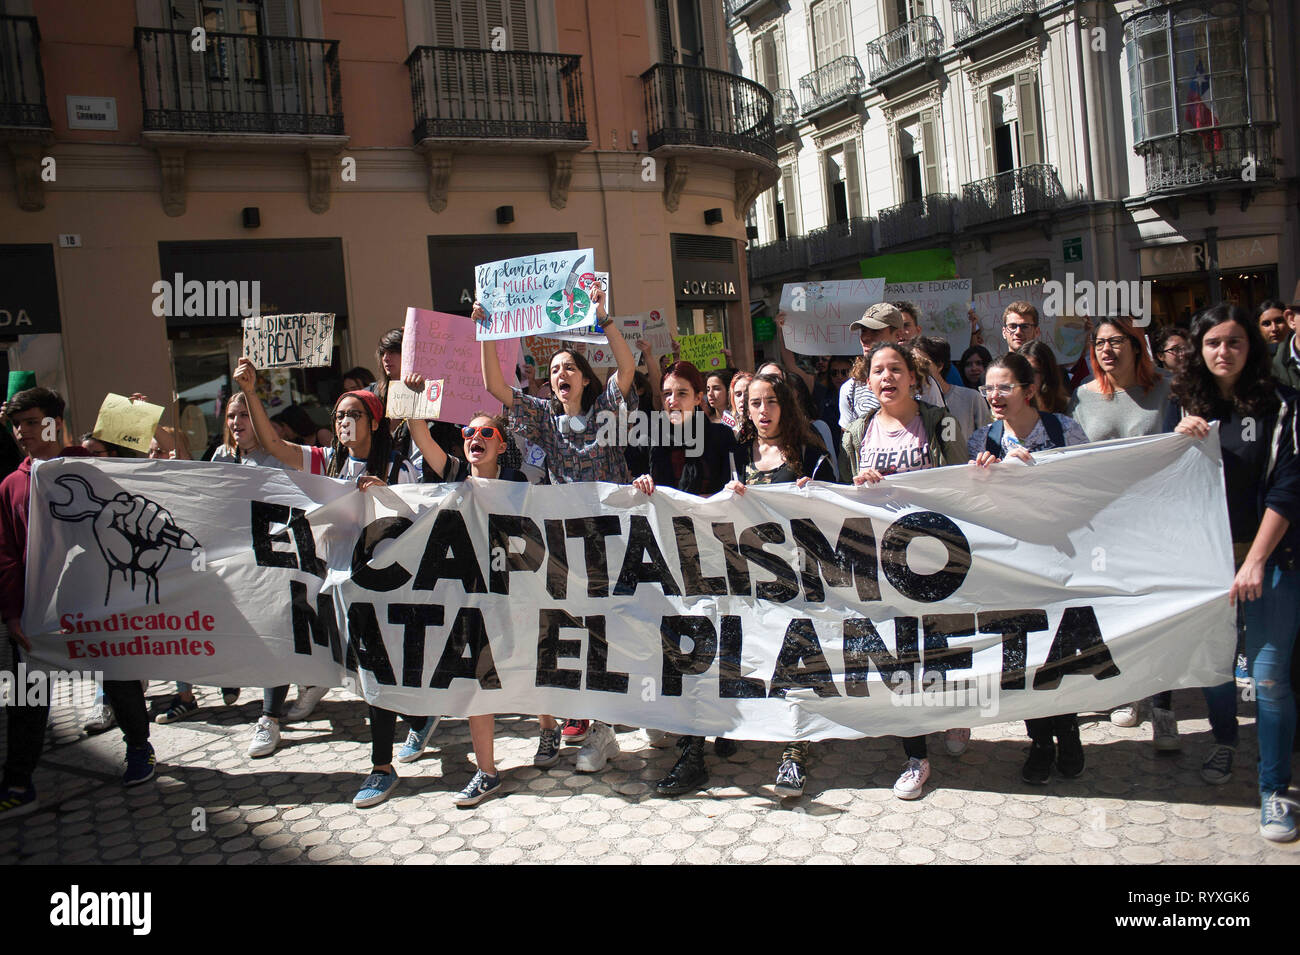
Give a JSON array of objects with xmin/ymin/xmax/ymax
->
[
  {"xmin": 656, "ymin": 735, "xmax": 708, "ymax": 797},
  {"xmin": 713, "ymin": 737, "xmax": 737, "ymax": 758},
  {"xmin": 1055, "ymin": 717, "xmax": 1085, "ymax": 779},
  {"xmin": 1021, "ymin": 742, "xmax": 1055, "ymax": 785}
]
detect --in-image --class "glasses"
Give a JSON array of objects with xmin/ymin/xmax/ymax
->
[
  {"xmin": 1093, "ymin": 336, "xmax": 1129, "ymax": 351},
  {"xmin": 1004, "ymin": 322, "xmax": 1038, "ymax": 333},
  {"xmin": 978, "ymin": 384, "xmax": 1023, "ymax": 397},
  {"xmin": 334, "ymin": 410, "xmax": 366, "ymax": 422},
  {"xmin": 462, "ymin": 425, "xmax": 501, "ymax": 440},
  {"xmin": 1162, "ymin": 346, "xmax": 1191, "ymax": 357}
]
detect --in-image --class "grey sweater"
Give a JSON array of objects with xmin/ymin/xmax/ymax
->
[{"xmin": 1067, "ymin": 375, "xmax": 1174, "ymax": 440}]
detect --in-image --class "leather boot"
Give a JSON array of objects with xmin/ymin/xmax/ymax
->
[{"xmin": 655, "ymin": 735, "xmax": 708, "ymax": 796}]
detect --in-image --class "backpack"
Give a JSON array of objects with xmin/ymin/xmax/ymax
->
[{"xmin": 985, "ymin": 413, "xmax": 1065, "ymax": 458}]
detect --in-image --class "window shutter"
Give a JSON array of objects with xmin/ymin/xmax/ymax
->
[
  {"xmin": 459, "ymin": 0, "xmax": 485, "ymax": 46},
  {"xmin": 654, "ymin": 0, "xmax": 675, "ymax": 62},
  {"xmin": 921, "ymin": 108, "xmax": 939, "ymax": 195},
  {"xmin": 1015, "ymin": 69, "xmax": 1041, "ymax": 166},
  {"xmin": 764, "ymin": 187, "xmax": 779, "ymax": 242},
  {"xmin": 978, "ymin": 86, "xmax": 995, "ymax": 177},
  {"xmin": 762, "ymin": 35, "xmax": 780, "ymax": 90},
  {"xmin": 432, "ymin": 0, "xmax": 456, "ymax": 44},
  {"xmin": 507, "ymin": 0, "xmax": 531, "ymax": 50},
  {"xmin": 844, "ymin": 138, "xmax": 862, "ymax": 218},
  {"xmin": 812, "ymin": 2, "xmax": 827, "ymax": 68},
  {"xmin": 701, "ymin": 0, "xmax": 723, "ymax": 69},
  {"xmin": 752, "ymin": 38, "xmax": 766, "ymax": 87},
  {"xmin": 782, "ymin": 164, "xmax": 799, "ymax": 236},
  {"xmin": 265, "ymin": 0, "xmax": 297, "ymax": 36},
  {"xmin": 829, "ymin": 0, "xmax": 849, "ymax": 60},
  {"xmin": 775, "ymin": 30, "xmax": 787, "ymax": 89}
]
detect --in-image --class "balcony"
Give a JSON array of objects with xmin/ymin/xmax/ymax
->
[
  {"xmin": 0, "ymin": 15, "xmax": 50, "ymax": 130},
  {"xmin": 807, "ymin": 216, "xmax": 877, "ymax": 267},
  {"xmin": 1138, "ymin": 126, "xmax": 1276, "ymax": 199},
  {"xmin": 406, "ymin": 47, "xmax": 587, "ymax": 147},
  {"xmin": 748, "ymin": 236, "xmax": 808, "ymax": 281},
  {"xmin": 774, "ymin": 89, "xmax": 799, "ymax": 129},
  {"xmin": 950, "ymin": 0, "xmax": 1039, "ymax": 49},
  {"xmin": 878, "ymin": 194, "xmax": 956, "ymax": 248},
  {"xmin": 864, "ymin": 17, "xmax": 944, "ymax": 87},
  {"xmin": 727, "ymin": 0, "xmax": 779, "ymax": 23},
  {"xmin": 641, "ymin": 62, "xmax": 776, "ymax": 165},
  {"xmin": 798, "ymin": 56, "xmax": 864, "ymax": 119},
  {"xmin": 960, "ymin": 164, "xmax": 1063, "ymax": 229}
]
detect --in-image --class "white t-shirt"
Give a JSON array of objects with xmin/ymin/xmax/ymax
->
[
  {"xmin": 301, "ymin": 445, "xmax": 420, "ymax": 484},
  {"xmin": 210, "ymin": 446, "xmax": 288, "ymax": 470}
]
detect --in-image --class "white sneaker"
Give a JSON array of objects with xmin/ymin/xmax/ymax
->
[
  {"xmin": 1152, "ymin": 707, "xmax": 1181, "ymax": 752},
  {"xmin": 248, "ymin": 716, "xmax": 281, "ymax": 758},
  {"xmin": 893, "ymin": 757, "xmax": 930, "ymax": 800},
  {"xmin": 943, "ymin": 728, "xmax": 970, "ymax": 756},
  {"xmin": 574, "ymin": 721, "xmax": 619, "ymax": 773},
  {"xmin": 284, "ymin": 685, "xmax": 329, "ymax": 722},
  {"xmin": 84, "ymin": 704, "xmax": 116, "ymax": 735},
  {"xmin": 645, "ymin": 728, "xmax": 675, "ymax": 749},
  {"xmin": 1110, "ymin": 703, "xmax": 1140, "ymax": 727}
]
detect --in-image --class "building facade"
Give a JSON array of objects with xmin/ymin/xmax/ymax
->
[
  {"xmin": 732, "ymin": 0, "xmax": 1298, "ymax": 333},
  {"xmin": 0, "ymin": 0, "xmax": 778, "ymax": 443}
]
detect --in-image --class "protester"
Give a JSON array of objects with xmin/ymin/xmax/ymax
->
[
  {"xmin": 839, "ymin": 304, "xmax": 942, "ymax": 430},
  {"xmin": 895, "ymin": 301, "xmax": 922, "ymax": 343},
  {"xmin": 704, "ymin": 369, "xmax": 734, "ymax": 426},
  {"xmin": 959, "ymin": 345, "xmax": 993, "ymax": 389},
  {"xmin": 757, "ymin": 361, "xmax": 836, "ymax": 479},
  {"xmin": 1168, "ymin": 303, "xmax": 1300, "ymax": 841},
  {"xmin": 840, "ymin": 343, "xmax": 970, "ymax": 800},
  {"xmin": 478, "ymin": 286, "xmax": 637, "ymax": 773},
  {"xmin": 1017, "ymin": 340, "xmax": 1071, "ymax": 415},
  {"xmin": 968, "ymin": 353, "xmax": 1090, "ymax": 783},
  {"xmin": 342, "ymin": 366, "xmax": 376, "ymax": 392},
  {"xmin": 725, "ymin": 373, "xmax": 835, "ymax": 798},
  {"xmin": 729, "ymin": 371, "xmax": 753, "ymax": 437},
  {"xmin": 1001, "ymin": 302, "xmax": 1042, "ymax": 352},
  {"xmin": 148, "ymin": 426, "xmax": 191, "ymax": 460},
  {"xmin": 631, "ymin": 361, "xmax": 740, "ymax": 795},
  {"xmin": 1154, "ymin": 326, "xmax": 1192, "ymax": 377},
  {"xmin": 1257, "ymin": 299, "xmax": 1288, "ymax": 349},
  {"xmin": 1273, "ymin": 304, "xmax": 1300, "ymax": 390},
  {"xmin": 911, "ymin": 336, "xmax": 991, "ymax": 451}
]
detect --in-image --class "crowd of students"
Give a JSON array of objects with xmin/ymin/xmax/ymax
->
[{"xmin": 2, "ymin": 290, "xmax": 1298, "ymax": 848}]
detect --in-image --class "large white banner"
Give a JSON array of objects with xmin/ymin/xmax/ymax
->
[{"xmin": 24, "ymin": 434, "xmax": 1234, "ymax": 741}]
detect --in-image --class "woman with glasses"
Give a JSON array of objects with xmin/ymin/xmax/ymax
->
[
  {"xmin": 1068, "ymin": 317, "xmax": 1180, "ymax": 746},
  {"xmin": 1168, "ymin": 303, "xmax": 1300, "ymax": 841},
  {"xmin": 969, "ymin": 354, "xmax": 1090, "ymax": 783}
]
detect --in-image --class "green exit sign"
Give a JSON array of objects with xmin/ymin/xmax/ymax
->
[{"xmin": 1063, "ymin": 236, "xmax": 1083, "ymax": 263}]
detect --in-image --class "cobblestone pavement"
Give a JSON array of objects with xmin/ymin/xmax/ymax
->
[{"xmin": 3, "ymin": 681, "xmax": 1299, "ymax": 865}]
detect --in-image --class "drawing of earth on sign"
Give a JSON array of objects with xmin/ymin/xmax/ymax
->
[
  {"xmin": 926, "ymin": 302, "xmax": 968, "ymax": 342},
  {"xmin": 1047, "ymin": 317, "xmax": 1089, "ymax": 364},
  {"xmin": 546, "ymin": 286, "xmax": 590, "ymax": 327}
]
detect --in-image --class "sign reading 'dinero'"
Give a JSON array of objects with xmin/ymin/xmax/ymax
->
[{"xmin": 0, "ymin": 245, "xmax": 62, "ymax": 334}]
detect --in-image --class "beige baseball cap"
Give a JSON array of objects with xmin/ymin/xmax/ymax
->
[{"xmin": 850, "ymin": 302, "xmax": 904, "ymax": 333}]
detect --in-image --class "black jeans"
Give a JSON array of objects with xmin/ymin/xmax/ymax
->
[
  {"xmin": 264, "ymin": 685, "xmax": 289, "ymax": 718},
  {"xmin": 2, "ymin": 639, "xmax": 48, "ymax": 791},
  {"xmin": 368, "ymin": 707, "xmax": 428, "ymax": 767},
  {"xmin": 903, "ymin": 735, "xmax": 927, "ymax": 760},
  {"xmin": 103, "ymin": 679, "xmax": 151, "ymax": 749},
  {"xmin": 1026, "ymin": 714, "xmax": 1079, "ymax": 746}
]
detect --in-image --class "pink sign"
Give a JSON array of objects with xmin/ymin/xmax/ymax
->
[{"xmin": 400, "ymin": 307, "xmax": 519, "ymax": 424}]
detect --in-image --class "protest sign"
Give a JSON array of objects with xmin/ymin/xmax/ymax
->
[
  {"xmin": 398, "ymin": 308, "xmax": 518, "ymax": 424},
  {"xmin": 242, "ymin": 313, "xmax": 334, "ymax": 369},
  {"xmin": 778, "ymin": 279, "xmax": 887, "ymax": 355},
  {"xmin": 385, "ymin": 378, "xmax": 444, "ymax": 421},
  {"xmin": 92, "ymin": 394, "xmax": 164, "ymax": 452},
  {"xmin": 549, "ymin": 272, "xmax": 611, "ymax": 343},
  {"xmin": 474, "ymin": 249, "xmax": 599, "ymax": 340},
  {"xmin": 884, "ymin": 280, "xmax": 973, "ymax": 353},
  {"xmin": 678, "ymin": 332, "xmax": 726, "ymax": 372},
  {"xmin": 639, "ymin": 310, "xmax": 674, "ymax": 356},
  {"xmin": 26, "ymin": 433, "xmax": 1233, "ymax": 740},
  {"xmin": 973, "ymin": 287, "xmax": 1088, "ymax": 363}
]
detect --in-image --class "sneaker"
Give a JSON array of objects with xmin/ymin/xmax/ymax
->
[
  {"xmin": 1235, "ymin": 653, "xmax": 1249, "ymax": 685},
  {"xmin": 893, "ymin": 757, "xmax": 930, "ymax": 800},
  {"xmin": 645, "ymin": 728, "xmax": 675, "ymax": 748},
  {"xmin": 561, "ymin": 719, "xmax": 590, "ymax": 744},
  {"xmin": 247, "ymin": 716, "xmax": 281, "ymax": 758},
  {"xmin": 123, "ymin": 744, "xmax": 156, "ymax": 787},
  {"xmin": 1022, "ymin": 742, "xmax": 1055, "ymax": 784},
  {"xmin": 1200, "ymin": 744, "xmax": 1235, "ymax": 785},
  {"xmin": 396, "ymin": 717, "xmax": 441, "ymax": 763},
  {"xmin": 944, "ymin": 727, "xmax": 971, "ymax": 756},
  {"xmin": 773, "ymin": 758, "xmax": 805, "ymax": 798},
  {"xmin": 222, "ymin": 687, "xmax": 240, "ymax": 706},
  {"xmin": 284, "ymin": 685, "xmax": 330, "ymax": 722},
  {"xmin": 353, "ymin": 769, "xmax": 399, "ymax": 808},
  {"xmin": 533, "ymin": 727, "xmax": 562, "ymax": 768},
  {"xmin": 1260, "ymin": 793, "xmax": 1298, "ymax": 842},
  {"xmin": 155, "ymin": 694, "xmax": 198, "ymax": 724},
  {"xmin": 656, "ymin": 737, "xmax": 708, "ymax": 797},
  {"xmin": 1152, "ymin": 707, "xmax": 1181, "ymax": 753},
  {"xmin": 1110, "ymin": 703, "xmax": 1140, "ymax": 727},
  {"xmin": 0, "ymin": 786, "xmax": 38, "ymax": 822},
  {"xmin": 84, "ymin": 703, "xmax": 116, "ymax": 735},
  {"xmin": 574, "ymin": 721, "xmax": 618, "ymax": 772},
  {"xmin": 1056, "ymin": 725, "xmax": 1085, "ymax": 779},
  {"xmin": 454, "ymin": 769, "xmax": 502, "ymax": 807}
]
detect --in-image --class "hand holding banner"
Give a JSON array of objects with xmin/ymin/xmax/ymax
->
[
  {"xmin": 93, "ymin": 393, "xmax": 165, "ymax": 452},
  {"xmin": 474, "ymin": 249, "xmax": 600, "ymax": 340},
  {"xmin": 242, "ymin": 313, "xmax": 335, "ymax": 369}
]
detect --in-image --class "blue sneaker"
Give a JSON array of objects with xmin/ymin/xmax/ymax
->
[
  {"xmin": 123, "ymin": 744, "xmax": 156, "ymax": 787},
  {"xmin": 1235, "ymin": 654, "xmax": 1249, "ymax": 685},
  {"xmin": 1260, "ymin": 793, "xmax": 1298, "ymax": 842},
  {"xmin": 454, "ymin": 770, "xmax": 502, "ymax": 807},
  {"xmin": 395, "ymin": 716, "xmax": 441, "ymax": 763},
  {"xmin": 155, "ymin": 694, "xmax": 198, "ymax": 724},
  {"xmin": 0, "ymin": 786, "xmax": 38, "ymax": 822},
  {"xmin": 354, "ymin": 769, "xmax": 399, "ymax": 808}
]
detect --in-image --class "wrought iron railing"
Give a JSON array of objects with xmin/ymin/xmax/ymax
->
[
  {"xmin": 806, "ymin": 216, "xmax": 876, "ymax": 266},
  {"xmin": 642, "ymin": 62, "xmax": 776, "ymax": 163},
  {"xmin": 406, "ymin": 47, "xmax": 586, "ymax": 143},
  {"xmin": 960, "ymin": 164, "xmax": 1063, "ymax": 227},
  {"xmin": 878, "ymin": 194, "xmax": 956, "ymax": 247},
  {"xmin": 1139, "ymin": 125, "xmax": 1276, "ymax": 194},
  {"xmin": 864, "ymin": 16, "xmax": 944, "ymax": 85},
  {"xmin": 0, "ymin": 15, "xmax": 51, "ymax": 128},
  {"xmin": 950, "ymin": 0, "xmax": 1039, "ymax": 46},
  {"xmin": 798, "ymin": 55, "xmax": 864, "ymax": 116},
  {"xmin": 748, "ymin": 236, "xmax": 808, "ymax": 279},
  {"xmin": 135, "ymin": 27, "xmax": 342, "ymax": 134},
  {"xmin": 773, "ymin": 88, "xmax": 799, "ymax": 127}
]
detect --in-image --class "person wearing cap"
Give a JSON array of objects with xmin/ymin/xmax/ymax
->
[{"xmin": 840, "ymin": 303, "xmax": 943, "ymax": 430}]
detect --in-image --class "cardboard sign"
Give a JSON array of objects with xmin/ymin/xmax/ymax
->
[
  {"xmin": 626, "ymin": 310, "xmax": 674, "ymax": 356},
  {"xmin": 398, "ymin": 307, "xmax": 518, "ymax": 423},
  {"xmin": 678, "ymin": 332, "xmax": 726, "ymax": 372},
  {"xmin": 884, "ymin": 279, "xmax": 974, "ymax": 353},
  {"xmin": 242, "ymin": 313, "xmax": 334, "ymax": 369},
  {"xmin": 474, "ymin": 249, "xmax": 600, "ymax": 340},
  {"xmin": 386, "ymin": 378, "xmax": 444, "ymax": 420},
  {"xmin": 778, "ymin": 279, "xmax": 887, "ymax": 355},
  {"xmin": 92, "ymin": 393, "xmax": 164, "ymax": 452}
]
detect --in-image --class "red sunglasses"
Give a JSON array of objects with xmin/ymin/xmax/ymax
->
[{"xmin": 462, "ymin": 425, "xmax": 502, "ymax": 440}]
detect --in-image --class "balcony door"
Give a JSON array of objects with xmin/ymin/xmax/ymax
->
[
  {"xmin": 428, "ymin": 0, "xmax": 543, "ymax": 130},
  {"xmin": 654, "ymin": 0, "xmax": 726, "ymax": 133},
  {"xmin": 822, "ymin": 139, "xmax": 862, "ymax": 226}
]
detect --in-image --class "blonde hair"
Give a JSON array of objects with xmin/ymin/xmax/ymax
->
[{"xmin": 221, "ymin": 392, "xmax": 255, "ymax": 458}]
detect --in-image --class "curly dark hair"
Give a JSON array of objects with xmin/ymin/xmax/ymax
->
[
  {"xmin": 1172, "ymin": 304, "xmax": 1279, "ymax": 420},
  {"xmin": 736, "ymin": 373, "xmax": 814, "ymax": 477}
]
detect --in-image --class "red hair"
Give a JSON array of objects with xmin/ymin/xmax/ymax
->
[
  {"xmin": 1087, "ymin": 316, "xmax": 1159, "ymax": 397},
  {"xmin": 662, "ymin": 360, "xmax": 706, "ymax": 396}
]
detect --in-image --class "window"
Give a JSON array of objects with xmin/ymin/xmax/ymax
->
[
  {"xmin": 765, "ymin": 164, "xmax": 800, "ymax": 241},
  {"xmin": 823, "ymin": 139, "xmax": 861, "ymax": 222},
  {"xmin": 892, "ymin": 0, "xmax": 926, "ymax": 29},
  {"xmin": 978, "ymin": 70, "xmax": 1041, "ymax": 177},
  {"xmin": 430, "ymin": 0, "xmax": 534, "ymax": 49},
  {"xmin": 811, "ymin": 0, "xmax": 850, "ymax": 68},
  {"xmin": 654, "ymin": 0, "xmax": 724, "ymax": 68},
  {"xmin": 896, "ymin": 108, "xmax": 939, "ymax": 202},
  {"xmin": 753, "ymin": 30, "xmax": 786, "ymax": 91}
]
